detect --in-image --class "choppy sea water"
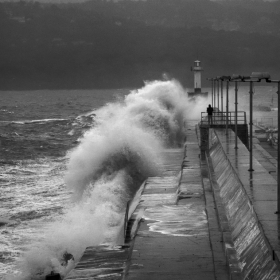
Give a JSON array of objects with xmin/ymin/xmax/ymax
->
[
  {"xmin": 0, "ymin": 82, "xmax": 277, "ymax": 280},
  {"xmin": 0, "ymin": 89, "xmax": 130, "ymax": 279}
]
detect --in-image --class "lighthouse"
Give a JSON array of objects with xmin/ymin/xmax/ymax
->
[
  {"xmin": 188, "ymin": 60, "xmax": 208, "ymax": 98},
  {"xmin": 192, "ymin": 60, "xmax": 203, "ymax": 92}
]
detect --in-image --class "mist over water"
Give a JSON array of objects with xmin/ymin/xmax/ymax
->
[{"xmin": 6, "ymin": 80, "xmax": 208, "ymax": 280}]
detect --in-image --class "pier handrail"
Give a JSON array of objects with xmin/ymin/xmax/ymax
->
[{"xmin": 200, "ymin": 111, "xmax": 247, "ymax": 126}]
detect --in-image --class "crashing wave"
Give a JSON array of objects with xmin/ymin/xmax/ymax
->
[{"xmin": 14, "ymin": 79, "xmax": 208, "ymax": 280}]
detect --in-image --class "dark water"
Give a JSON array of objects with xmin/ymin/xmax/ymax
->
[
  {"xmin": 0, "ymin": 89, "xmax": 129, "ymax": 279},
  {"xmin": 0, "ymin": 89, "xmax": 130, "ymax": 162}
]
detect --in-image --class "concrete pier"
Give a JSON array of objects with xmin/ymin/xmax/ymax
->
[
  {"xmin": 210, "ymin": 129, "xmax": 280, "ymax": 274},
  {"xmin": 65, "ymin": 121, "xmax": 280, "ymax": 280},
  {"xmin": 125, "ymin": 121, "xmax": 228, "ymax": 280}
]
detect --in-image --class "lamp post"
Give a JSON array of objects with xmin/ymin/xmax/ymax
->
[
  {"xmin": 207, "ymin": 78, "xmax": 214, "ymax": 107},
  {"xmin": 234, "ymin": 81, "xmax": 238, "ymax": 149},
  {"xmin": 226, "ymin": 79, "xmax": 230, "ymax": 135},
  {"xmin": 220, "ymin": 76, "xmax": 231, "ymax": 135},
  {"xmin": 213, "ymin": 78, "xmax": 218, "ymax": 124},
  {"xmin": 248, "ymin": 80, "xmax": 254, "ymax": 171},
  {"xmin": 277, "ymin": 81, "xmax": 280, "ymax": 213},
  {"xmin": 266, "ymin": 78, "xmax": 280, "ymax": 213},
  {"xmin": 231, "ymin": 75, "xmax": 240, "ymax": 149},
  {"xmin": 221, "ymin": 80, "xmax": 224, "ymax": 113},
  {"xmin": 216, "ymin": 76, "xmax": 224, "ymax": 124},
  {"xmin": 217, "ymin": 78, "xmax": 220, "ymax": 112},
  {"xmin": 211, "ymin": 79, "xmax": 214, "ymax": 106},
  {"xmin": 213, "ymin": 79, "xmax": 216, "ymax": 109}
]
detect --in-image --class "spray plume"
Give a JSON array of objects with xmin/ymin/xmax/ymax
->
[{"xmin": 13, "ymin": 79, "xmax": 208, "ymax": 280}]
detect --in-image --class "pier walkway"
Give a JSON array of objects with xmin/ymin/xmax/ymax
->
[
  {"xmin": 65, "ymin": 120, "xmax": 229, "ymax": 280},
  {"xmin": 125, "ymin": 120, "xmax": 228, "ymax": 280}
]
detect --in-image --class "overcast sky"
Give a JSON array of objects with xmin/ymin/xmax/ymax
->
[
  {"xmin": 0, "ymin": 0, "xmax": 278, "ymax": 3},
  {"xmin": 0, "ymin": 0, "xmax": 145, "ymax": 3},
  {"xmin": 0, "ymin": 0, "xmax": 88, "ymax": 2}
]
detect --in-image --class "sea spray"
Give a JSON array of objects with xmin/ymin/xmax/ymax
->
[
  {"xmin": 65, "ymin": 122, "xmax": 162, "ymax": 201},
  {"xmin": 65, "ymin": 79, "xmax": 194, "ymax": 200},
  {"xmin": 14, "ymin": 79, "xmax": 208, "ymax": 280},
  {"xmin": 17, "ymin": 173, "xmax": 130, "ymax": 279}
]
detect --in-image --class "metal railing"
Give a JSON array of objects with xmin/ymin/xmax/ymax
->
[{"xmin": 201, "ymin": 111, "xmax": 247, "ymax": 126}]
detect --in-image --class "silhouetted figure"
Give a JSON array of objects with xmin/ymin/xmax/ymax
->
[{"xmin": 207, "ymin": 104, "xmax": 214, "ymax": 125}]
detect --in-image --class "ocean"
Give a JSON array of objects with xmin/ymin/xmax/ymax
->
[{"xmin": 0, "ymin": 80, "xmax": 278, "ymax": 280}]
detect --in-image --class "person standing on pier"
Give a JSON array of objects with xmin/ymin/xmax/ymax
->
[{"xmin": 207, "ymin": 104, "xmax": 214, "ymax": 125}]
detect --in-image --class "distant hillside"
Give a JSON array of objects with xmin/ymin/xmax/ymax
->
[
  {"xmin": 79, "ymin": 0, "xmax": 280, "ymax": 37},
  {"xmin": 0, "ymin": 0, "xmax": 280, "ymax": 90}
]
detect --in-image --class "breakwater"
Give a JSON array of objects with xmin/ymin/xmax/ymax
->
[{"xmin": 206, "ymin": 127, "xmax": 280, "ymax": 279}]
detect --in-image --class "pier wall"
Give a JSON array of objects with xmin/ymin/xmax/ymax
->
[
  {"xmin": 207, "ymin": 124, "xmax": 249, "ymax": 148},
  {"xmin": 64, "ymin": 183, "xmax": 146, "ymax": 280},
  {"xmin": 207, "ymin": 129, "xmax": 280, "ymax": 279}
]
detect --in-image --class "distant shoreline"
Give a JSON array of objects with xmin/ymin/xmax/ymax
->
[{"xmin": 0, "ymin": 78, "xmax": 147, "ymax": 91}]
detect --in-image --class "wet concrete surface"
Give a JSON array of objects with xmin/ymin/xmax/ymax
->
[
  {"xmin": 65, "ymin": 122, "xmax": 230, "ymax": 280},
  {"xmin": 213, "ymin": 128, "xmax": 280, "ymax": 277},
  {"xmin": 125, "ymin": 121, "xmax": 228, "ymax": 280},
  {"xmin": 65, "ymin": 245, "xmax": 128, "ymax": 280}
]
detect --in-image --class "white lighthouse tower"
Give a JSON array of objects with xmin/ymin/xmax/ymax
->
[
  {"xmin": 193, "ymin": 60, "xmax": 203, "ymax": 91},
  {"xmin": 188, "ymin": 60, "xmax": 208, "ymax": 98}
]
